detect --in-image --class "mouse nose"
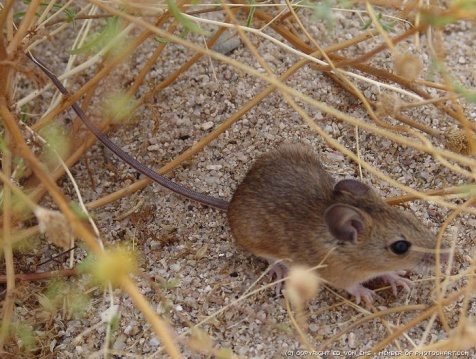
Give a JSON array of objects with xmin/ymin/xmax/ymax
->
[
  {"xmin": 422, "ymin": 248, "xmax": 450, "ymax": 265},
  {"xmin": 438, "ymin": 250, "xmax": 450, "ymax": 263},
  {"xmin": 422, "ymin": 249, "xmax": 449, "ymax": 265}
]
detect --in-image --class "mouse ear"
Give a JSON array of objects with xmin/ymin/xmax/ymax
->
[
  {"xmin": 324, "ymin": 204, "xmax": 364, "ymax": 243},
  {"xmin": 334, "ymin": 179, "xmax": 371, "ymax": 196}
]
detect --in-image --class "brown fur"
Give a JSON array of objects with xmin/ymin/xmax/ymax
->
[{"xmin": 228, "ymin": 143, "xmax": 438, "ymax": 295}]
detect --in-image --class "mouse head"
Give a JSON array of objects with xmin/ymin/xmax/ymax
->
[{"xmin": 324, "ymin": 179, "xmax": 438, "ymax": 272}]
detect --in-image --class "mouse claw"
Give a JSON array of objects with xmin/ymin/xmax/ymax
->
[
  {"xmin": 380, "ymin": 271, "xmax": 414, "ymax": 296},
  {"xmin": 346, "ymin": 284, "xmax": 375, "ymax": 304}
]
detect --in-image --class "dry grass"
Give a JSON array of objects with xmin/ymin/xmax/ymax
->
[{"xmin": 0, "ymin": 0, "xmax": 475, "ymax": 357}]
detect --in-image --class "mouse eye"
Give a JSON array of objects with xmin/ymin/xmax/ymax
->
[{"xmin": 390, "ymin": 240, "xmax": 411, "ymax": 255}]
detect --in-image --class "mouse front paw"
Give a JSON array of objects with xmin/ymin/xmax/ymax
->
[
  {"xmin": 346, "ymin": 284, "xmax": 375, "ymax": 304},
  {"xmin": 380, "ymin": 270, "xmax": 414, "ymax": 296}
]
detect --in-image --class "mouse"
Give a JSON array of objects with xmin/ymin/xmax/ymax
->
[
  {"xmin": 33, "ymin": 54, "xmax": 445, "ymax": 304},
  {"xmin": 228, "ymin": 143, "xmax": 442, "ymax": 304}
]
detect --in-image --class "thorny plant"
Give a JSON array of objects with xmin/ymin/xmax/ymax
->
[{"xmin": 0, "ymin": 0, "xmax": 475, "ymax": 357}]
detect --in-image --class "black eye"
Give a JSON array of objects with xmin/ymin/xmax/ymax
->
[{"xmin": 390, "ymin": 240, "xmax": 411, "ymax": 255}]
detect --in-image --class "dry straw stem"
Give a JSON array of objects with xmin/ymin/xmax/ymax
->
[
  {"xmin": 281, "ymin": 5, "xmax": 469, "ymax": 134},
  {"xmin": 0, "ymin": 170, "xmax": 59, "ymax": 252},
  {"xmin": 0, "ymin": 3, "xmax": 28, "ymax": 346},
  {"xmin": 411, "ymin": 321, "xmax": 476, "ymax": 353},
  {"xmin": 10, "ymin": 118, "xmax": 110, "ymax": 222},
  {"xmin": 10, "ymin": 5, "xmax": 178, "ymax": 218},
  {"xmin": 2, "ymin": 120, "xmax": 99, "ymax": 250},
  {"xmin": 0, "ymin": 268, "xmax": 77, "ymax": 283},
  {"xmin": 27, "ymin": 0, "xmax": 178, "ymax": 132},
  {"xmin": 30, "ymin": 21, "xmax": 154, "ymax": 131},
  {"xmin": 434, "ymin": 197, "xmax": 476, "ymax": 333},
  {"xmin": 219, "ymin": 2, "xmax": 446, "ymax": 117},
  {"xmin": 319, "ymin": 288, "xmax": 465, "ymax": 353},
  {"xmin": 365, "ymin": 1, "xmax": 396, "ymax": 54},
  {"xmin": 0, "ymin": 102, "xmax": 101, "ymax": 251},
  {"xmin": 1, "ymin": 105, "xmax": 182, "ymax": 357},
  {"xmin": 280, "ymin": 0, "xmax": 394, "ymax": 137},
  {"xmin": 0, "ymin": 130, "xmax": 14, "ymax": 348},
  {"xmin": 366, "ymin": 289, "xmax": 469, "ymax": 357},
  {"xmin": 4, "ymin": 0, "xmax": 40, "ymax": 55},
  {"xmin": 131, "ymin": 15, "xmax": 236, "ymax": 108},
  {"xmin": 1, "ymin": 6, "xmax": 181, "ymax": 358},
  {"xmin": 18, "ymin": 2, "xmax": 199, "ymax": 218}
]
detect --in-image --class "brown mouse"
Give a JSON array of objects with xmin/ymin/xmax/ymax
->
[
  {"xmin": 228, "ymin": 143, "xmax": 441, "ymax": 303},
  {"xmin": 35, "ymin": 56, "xmax": 443, "ymax": 304}
]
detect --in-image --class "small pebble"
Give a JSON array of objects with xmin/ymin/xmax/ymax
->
[{"xmin": 202, "ymin": 121, "xmax": 214, "ymax": 130}]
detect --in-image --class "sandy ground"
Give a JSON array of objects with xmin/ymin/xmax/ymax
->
[{"xmin": 6, "ymin": 1, "xmax": 476, "ymax": 358}]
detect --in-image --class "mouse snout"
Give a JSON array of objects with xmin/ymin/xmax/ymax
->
[
  {"xmin": 419, "ymin": 247, "xmax": 449, "ymax": 268},
  {"xmin": 436, "ymin": 249, "xmax": 450, "ymax": 264}
]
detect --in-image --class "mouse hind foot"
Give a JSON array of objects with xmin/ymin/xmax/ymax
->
[
  {"xmin": 380, "ymin": 270, "xmax": 413, "ymax": 296},
  {"xmin": 265, "ymin": 259, "xmax": 288, "ymax": 295}
]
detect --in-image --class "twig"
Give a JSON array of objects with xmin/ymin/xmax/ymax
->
[
  {"xmin": 27, "ymin": 52, "xmax": 229, "ymax": 210},
  {"xmin": 0, "ymin": 268, "xmax": 77, "ymax": 283}
]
